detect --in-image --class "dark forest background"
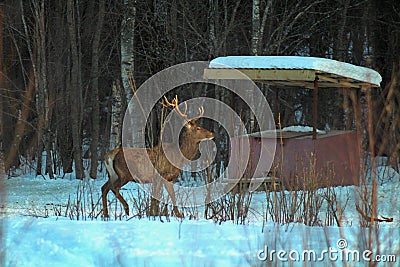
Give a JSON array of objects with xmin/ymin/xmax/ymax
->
[{"xmin": 0, "ymin": 0, "xmax": 399, "ymax": 179}]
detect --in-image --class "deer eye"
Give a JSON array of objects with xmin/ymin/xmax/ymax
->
[{"xmin": 196, "ymin": 126, "xmax": 201, "ymax": 130}]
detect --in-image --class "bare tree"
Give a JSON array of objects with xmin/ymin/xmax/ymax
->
[
  {"xmin": 115, "ymin": 0, "xmax": 138, "ymax": 149},
  {"xmin": 67, "ymin": 0, "xmax": 84, "ymax": 179},
  {"xmin": 89, "ymin": 0, "xmax": 105, "ymax": 179},
  {"xmin": 121, "ymin": 0, "xmax": 136, "ymax": 103},
  {"xmin": 19, "ymin": 0, "xmax": 54, "ymax": 178}
]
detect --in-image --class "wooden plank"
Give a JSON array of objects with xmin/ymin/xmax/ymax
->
[
  {"xmin": 317, "ymin": 74, "xmax": 361, "ymax": 89},
  {"xmin": 204, "ymin": 68, "xmax": 316, "ymax": 81},
  {"xmin": 261, "ymin": 81, "xmax": 311, "ymax": 88},
  {"xmin": 317, "ymin": 82, "xmax": 348, "ymax": 88}
]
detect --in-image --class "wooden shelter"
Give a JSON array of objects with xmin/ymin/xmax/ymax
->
[{"xmin": 204, "ymin": 56, "xmax": 382, "ymax": 189}]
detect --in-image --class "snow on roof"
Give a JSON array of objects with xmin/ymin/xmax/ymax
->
[
  {"xmin": 238, "ymin": 125, "xmax": 327, "ymax": 138},
  {"xmin": 282, "ymin": 125, "xmax": 326, "ymax": 134},
  {"xmin": 209, "ymin": 56, "xmax": 382, "ymax": 87}
]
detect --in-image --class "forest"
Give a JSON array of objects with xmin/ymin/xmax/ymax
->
[{"xmin": 0, "ymin": 0, "xmax": 399, "ymax": 179}]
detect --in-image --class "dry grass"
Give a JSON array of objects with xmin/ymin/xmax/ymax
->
[{"xmin": 265, "ymin": 155, "xmax": 350, "ymax": 227}]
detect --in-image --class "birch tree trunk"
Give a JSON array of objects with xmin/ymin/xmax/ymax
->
[
  {"xmin": 89, "ymin": 0, "xmax": 105, "ymax": 179},
  {"xmin": 120, "ymin": 0, "xmax": 136, "ymax": 102},
  {"xmin": 117, "ymin": 0, "xmax": 141, "ymax": 148},
  {"xmin": 251, "ymin": 0, "xmax": 260, "ymax": 56},
  {"xmin": 109, "ymin": 81, "xmax": 123, "ymax": 150},
  {"xmin": 208, "ymin": 0, "xmax": 218, "ymax": 58},
  {"xmin": 247, "ymin": 0, "xmax": 266, "ymax": 131}
]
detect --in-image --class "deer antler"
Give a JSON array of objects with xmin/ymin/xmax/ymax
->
[
  {"xmin": 191, "ymin": 106, "xmax": 204, "ymax": 122},
  {"xmin": 161, "ymin": 95, "xmax": 189, "ymax": 121},
  {"xmin": 161, "ymin": 95, "xmax": 177, "ymax": 107},
  {"xmin": 161, "ymin": 95, "xmax": 205, "ymax": 122}
]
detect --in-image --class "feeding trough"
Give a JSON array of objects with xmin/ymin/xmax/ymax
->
[{"xmin": 204, "ymin": 56, "xmax": 382, "ymax": 190}]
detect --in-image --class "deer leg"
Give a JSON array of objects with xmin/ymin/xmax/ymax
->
[
  {"xmin": 101, "ymin": 181, "xmax": 111, "ymax": 218},
  {"xmin": 164, "ymin": 181, "xmax": 183, "ymax": 218},
  {"xmin": 111, "ymin": 188, "xmax": 130, "ymax": 216},
  {"xmin": 149, "ymin": 180, "xmax": 162, "ymax": 216}
]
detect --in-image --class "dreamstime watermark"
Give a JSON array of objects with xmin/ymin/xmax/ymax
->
[
  {"xmin": 121, "ymin": 61, "xmax": 276, "ymax": 207},
  {"xmin": 257, "ymin": 239, "xmax": 397, "ymax": 263}
]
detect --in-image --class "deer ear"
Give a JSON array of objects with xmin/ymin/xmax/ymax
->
[{"xmin": 185, "ymin": 121, "xmax": 197, "ymax": 129}]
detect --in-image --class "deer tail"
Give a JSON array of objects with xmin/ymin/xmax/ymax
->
[{"xmin": 105, "ymin": 150, "xmax": 119, "ymax": 183}]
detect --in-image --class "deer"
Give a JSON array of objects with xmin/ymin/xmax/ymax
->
[{"xmin": 102, "ymin": 96, "xmax": 214, "ymax": 218}]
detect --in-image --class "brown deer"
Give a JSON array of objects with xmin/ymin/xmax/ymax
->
[{"xmin": 102, "ymin": 96, "xmax": 214, "ymax": 218}]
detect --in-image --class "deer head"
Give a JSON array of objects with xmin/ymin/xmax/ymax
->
[{"xmin": 162, "ymin": 95, "xmax": 214, "ymax": 144}]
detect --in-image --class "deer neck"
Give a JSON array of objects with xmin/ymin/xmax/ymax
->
[{"xmin": 179, "ymin": 134, "xmax": 199, "ymax": 160}]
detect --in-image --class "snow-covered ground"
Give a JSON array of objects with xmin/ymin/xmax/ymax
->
[{"xmin": 1, "ymin": 164, "xmax": 399, "ymax": 266}]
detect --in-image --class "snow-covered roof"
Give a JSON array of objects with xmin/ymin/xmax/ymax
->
[
  {"xmin": 240, "ymin": 125, "xmax": 326, "ymax": 138},
  {"xmin": 205, "ymin": 56, "xmax": 382, "ymax": 88}
]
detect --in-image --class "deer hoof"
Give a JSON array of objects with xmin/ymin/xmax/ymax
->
[{"xmin": 173, "ymin": 208, "xmax": 184, "ymax": 218}]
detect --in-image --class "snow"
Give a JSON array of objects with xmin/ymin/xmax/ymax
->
[
  {"xmin": 243, "ymin": 125, "xmax": 326, "ymax": 138},
  {"xmin": 4, "ymin": 215, "xmax": 398, "ymax": 266},
  {"xmin": 209, "ymin": 56, "xmax": 382, "ymax": 86},
  {"xmin": 376, "ymin": 166, "xmax": 400, "ymax": 182},
  {"xmin": 3, "ymin": 216, "xmax": 261, "ymax": 266},
  {"xmin": 1, "ymin": 165, "xmax": 399, "ymax": 266},
  {"xmin": 282, "ymin": 125, "xmax": 326, "ymax": 134}
]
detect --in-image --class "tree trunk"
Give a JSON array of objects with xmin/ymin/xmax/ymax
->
[
  {"xmin": 20, "ymin": 0, "xmax": 54, "ymax": 177},
  {"xmin": 0, "ymin": 5, "xmax": 4, "ymax": 175},
  {"xmin": 67, "ymin": 0, "xmax": 85, "ymax": 179},
  {"xmin": 50, "ymin": 1, "xmax": 73, "ymax": 175},
  {"xmin": 251, "ymin": 0, "xmax": 260, "ymax": 56},
  {"xmin": 0, "ymin": 11, "xmax": 5, "ymax": 263},
  {"xmin": 109, "ymin": 0, "xmax": 136, "ymax": 151},
  {"xmin": 89, "ymin": 0, "xmax": 105, "ymax": 179},
  {"xmin": 120, "ymin": 0, "xmax": 141, "ymax": 148},
  {"xmin": 37, "ymin": 0, "xmax": 54, "ymax": 178},
  {"xmin": 5, "ymin": 68, "xmax": 35, "ymax": 172},
  {"xmin": 120, "ymin": 0, "xmax": 136, "ymax": 103},
  {"xmin": 208, "ymin": 0, "xmax": 218, "ymax": 58},
  {"xmin": 109, "ymin": 81, "xmax": 123, "ymax": 150}
]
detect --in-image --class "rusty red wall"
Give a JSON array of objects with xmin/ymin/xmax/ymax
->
[{"xmin": 230, "ymin": 131, "xmax": 360, "ymax": 189}]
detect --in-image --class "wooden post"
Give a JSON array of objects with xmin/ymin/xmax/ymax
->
[
  {"xmin": 365, "ymin": 86, "xmax": 378, "ymax": 227},
  {"xmin": 355, "ymin": 88, "xmax": 362, "ymax": 153},
  {"xmin": 366, "ymin": 87, "xmax": 375, "ymax": 158},
  {"xmin": 274, "ymin": 87, "xmax": 279, "ymax": 125},
  {"xmin": 355, "ymin": 89, "xmax": 362, "ymax": 134},
  {"xmin": 313, "ymin": 78, "xmax": 319, "ymax": 139},
  {"xmin": 355, "ymin": 88, "xmax": 362, "ymax": 185}
]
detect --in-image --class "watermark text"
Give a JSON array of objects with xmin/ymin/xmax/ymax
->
[{"xmin": 257, "ymin": 239, "xmax": 397, "ymax": 263}]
